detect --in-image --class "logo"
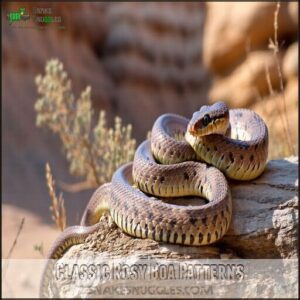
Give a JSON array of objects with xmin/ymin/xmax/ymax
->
[
  {"xmin": 6, "ymin": 6, "xmax": 65, "ymax": 30},
  {"xmin": 7, "ymin": 7, "xmax": 30, "ymax": 25}
]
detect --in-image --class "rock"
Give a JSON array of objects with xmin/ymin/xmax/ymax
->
[
  {"xmin": 203, "ymin": 2, "xmax": 297, "ymax": 74},
  {"xmin": 222, "ymin": 156, "xmax": 298, "ymax": 258},
  {"xmin": 208, "ymin": 51, "xmax": 281, "ymax": 107},
  {"xmin": 282, "ymin": 42, "xmax": 298, "ymax": 80}
]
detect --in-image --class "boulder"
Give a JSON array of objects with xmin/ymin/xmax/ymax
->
[
  {"xmin": 222, "ymin": 156, "xmax": 298, "ymax": 258},
  {"xmin": 208, "ymin": 51, "xmax": 281, "ymax": 107},
  {"xmin": 203, "ymin": 2, "xmax": 297, "ymax": 75}
]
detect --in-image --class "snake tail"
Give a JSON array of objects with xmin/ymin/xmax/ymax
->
[{"xmin": 40, "ymin": 184, "xmax": 111, "ymax": 298}]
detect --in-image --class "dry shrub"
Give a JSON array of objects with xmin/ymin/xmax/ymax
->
[{"xmin": 35, "ymin": 59, "xmax": 136, "ymax": 189}]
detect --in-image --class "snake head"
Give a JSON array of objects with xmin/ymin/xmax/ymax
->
[{"xmin": 187, "ymin": 102, "xmax": 230, "ymax": 137}]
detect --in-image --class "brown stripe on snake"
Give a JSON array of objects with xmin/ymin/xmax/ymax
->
[{"xmin": 40, "ymin": 101, "xmax": 268, "ymax": 298}]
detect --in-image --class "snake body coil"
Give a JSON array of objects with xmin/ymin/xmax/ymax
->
[{"xmin": 40, "ymin": 102, "xmax": 268, "ymax": 297}]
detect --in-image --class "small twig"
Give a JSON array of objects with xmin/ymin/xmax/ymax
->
[
  {"xmin": 3, "ymin": 218, "xmax": 25, "ymax": 279},
  {"xmin": 6, "ymin": 218, "xmax": 25, "ymax": 259}
]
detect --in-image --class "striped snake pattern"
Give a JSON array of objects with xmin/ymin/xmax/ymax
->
[{"xmin": 40, "ymin": 102, "xmax": 268, "ymax": 297}]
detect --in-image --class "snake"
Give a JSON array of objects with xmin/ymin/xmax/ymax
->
[{"xmin": 40, "ymin": 101, "xmax": 268, "ymax": 297}]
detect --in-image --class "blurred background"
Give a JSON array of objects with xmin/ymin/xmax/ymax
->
[{"xmin": 2, "ymin": 2, "xmax": 298, "ymax": 259}]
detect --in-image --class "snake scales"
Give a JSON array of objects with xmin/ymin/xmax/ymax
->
[{"xmin": 40, "ymin": 102, "xmax": 268, "ymax": 297}]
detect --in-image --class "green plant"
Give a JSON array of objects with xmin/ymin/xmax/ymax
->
[
  {"xmin": 33, "ymin": 242, "xmax": 44, "ymax": 257},
  {"xmin": 35, "ymin": 59, "xmax": 136, "ymax": 189}
]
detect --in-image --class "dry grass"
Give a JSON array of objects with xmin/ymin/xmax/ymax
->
[
  {"xmin": 265, "ymin": 2, "xmax": 296, "ymax": 158},
  {"xmin": 46, "ymin": 162, "xmax": 67, "ymax": 231},
  {"xmin": 246, "ymin": 2, "xmax": 297, "ymax": 159}
]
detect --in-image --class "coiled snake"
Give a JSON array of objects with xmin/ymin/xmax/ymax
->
[{"xmin": 40, "ymin": 102, "xmax": 268, "ymax": 297}]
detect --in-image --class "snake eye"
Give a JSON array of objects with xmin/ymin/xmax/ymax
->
[{"xmin": 202, "ymin": 114, "xmax": 211, "ymax": 127}]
